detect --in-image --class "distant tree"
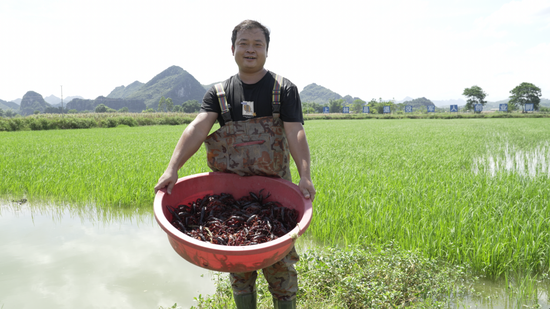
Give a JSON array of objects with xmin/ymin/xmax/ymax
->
[
  {"xmin": 0, "ymin": 108, "xmax": 3, "ymax": 117},
  {"xmin": 118, "ymin": 107, "xmax": 129, "ymax": 113},
  {"xmin": 329, "ymin": 99, "xmax": 344, "ymax": 113},
  {"xmin": 5, "ymin": 110, "xmax": 15, "ymax": 117},
  {"xmin": 34, "ymin": 110, "xmax": 40, "ymax": 114},
  {"xmin": 158, "ymin": 96, "xmax": 166, "ymax": 112},
  {"xmin": 509, "ymin": 82, "xmax": 542, "ymax": 112},
  {"xmin": 68, "ymin": 109, "xmax": 78, "ymax": 114},
  {"xmin": 44, "ymin": 106, "xmax": 64, "ymax": 114},
  {"xmin": 366, "ymin": 99, "xmax": 379, "ymax": 114},
  {"xmin": 173, "ymin": 105, "xmax": 183, "ymax": 112},
  {"xmin": 462, "ymin": 85, "xmax": 487, "ymax": 112},
  {"xmin": 352, "ymin": 99, "xmax": 366, "ymax": 113},
  {"xmin": 166, "ymin": 98, "xmax": 174, "ymax": 112},
  {"xmin": 182, "ymin": 100, "xmax": 200, "ymax": 113},
  {"xmin": 302, "ymin": 101, "xmax": 324, "ymax": 114},
  {"xmin": 302, "ymin": 103, "xmax": 315, "ymax": 114},
  {"xmin": 142, "ymin": 108, "xmax": 156, "ymax": 113},
  {"xmin": 393, "ymin": 103, "xmax": 405, "ymax": 113},
  {"xmin": 366, "ymin": 98, "xmax": 395, "ymax": 114},
  {"xmin": 95, "ymin": 104, "xmax": 108, "ymax": 113}
]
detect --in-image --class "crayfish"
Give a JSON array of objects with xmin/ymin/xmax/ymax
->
[{"xmin": 167, "ymin": 190, "xmax": 298, "ymax": 246}]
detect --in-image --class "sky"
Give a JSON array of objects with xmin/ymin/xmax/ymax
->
[{"xmin": 1, "ymin": 0, "xmax": 549, "ymax": 103}]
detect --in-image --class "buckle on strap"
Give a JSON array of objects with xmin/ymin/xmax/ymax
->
[
  {"xmin": 222, "ymin": 112, "xmax": 232, "ymax": 123},
  {"xmin": 272, "ymin": 74, "xmax": 283, "ymax": 116},
  {"xmin": 215, "ymin": 83, "xmax": 230, "ymax": 114}
]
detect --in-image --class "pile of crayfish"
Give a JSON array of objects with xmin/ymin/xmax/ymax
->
[{"xmin": 167, "ymin": 189, "xmax": 298, "ymax": 246}]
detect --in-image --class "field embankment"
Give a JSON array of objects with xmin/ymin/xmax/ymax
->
[{"xmin": 0, "ymin": 111, "xmax": 549, "ymax": 131}]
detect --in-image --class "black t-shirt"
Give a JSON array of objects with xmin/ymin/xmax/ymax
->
[{"xmin": 200, "ymin": 71, "xmax": 304, "ymax": 126}]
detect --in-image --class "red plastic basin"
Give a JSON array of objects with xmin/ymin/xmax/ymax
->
[{"xmin": 154, "ymin": 172, "xmax": 313, "ymax": 273}]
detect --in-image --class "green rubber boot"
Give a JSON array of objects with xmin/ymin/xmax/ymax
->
[
  {"xmin": 273, "ymin": 297, "xmax": 296, "ymax": 309},
  {"xmin": 233, "ymin": 292, "xmax": 257, "ymax": 309}
]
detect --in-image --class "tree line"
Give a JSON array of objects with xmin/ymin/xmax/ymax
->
[
  {"xmin": 0, "ymin": 97, "xmax": 201, "ymax": 118},
  {"xmin": 302, "ymin": 98, "xmax": 442, "ymax": 114},
  {"xmin": 463, "ymin": 82, "xmax": 542, "ymax": 112},
  {"xmin": 302, "ymin": 82, "xmax": 544, "ymax": 114},
  {"xmin": 1, "ymin": 82, "xmax": 545, "ymax": 118}
]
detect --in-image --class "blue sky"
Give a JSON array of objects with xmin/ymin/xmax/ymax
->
[{"xmin": 1, "ymin": 0, "xmax": 549, "ymax": 102}]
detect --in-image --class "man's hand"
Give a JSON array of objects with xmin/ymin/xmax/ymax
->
[
  {"xmin": 299, "ymin": 177, "xmax": 316, "ymax": 202},
  {"xmin": 154, "ymin": 169, "xmax": 179, "ymax": 195},
  {"xmin": 153, "ymin": 112, "xmax": 218, "ymax": 196},
  {"xmin": 284, "ymin": 122, "xmax": 315, "ymax": 202}
]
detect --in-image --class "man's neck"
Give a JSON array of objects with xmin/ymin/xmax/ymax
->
[{"xmin": 238, "ymin": 69, "xmax": 268, "ymax": 84}]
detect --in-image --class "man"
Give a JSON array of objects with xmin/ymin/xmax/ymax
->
[{"xmin": 154, "ymin": 20, "xmax": 315, "ymax": 309}]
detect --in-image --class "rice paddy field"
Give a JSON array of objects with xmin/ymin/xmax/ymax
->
[{"xmin": 1, "ymin": 118, "xmax": 550, "ymax": 301}]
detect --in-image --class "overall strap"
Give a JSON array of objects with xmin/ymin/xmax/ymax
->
[
  {"xmin": 214, "ymin": 83, "xmax": 232, "ymax": 123},
  {"xmin": 272, "ymin": 74, "xmax": 284, "ymax": 118}
]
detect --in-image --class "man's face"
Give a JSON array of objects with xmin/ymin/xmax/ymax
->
[{"xmin": 232, "ymin": 28, "xmax": 268, "ymax": 75}]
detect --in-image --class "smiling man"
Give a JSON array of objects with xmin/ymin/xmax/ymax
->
[
  {"xmin": 154, "ymin": 20, "xmax": 314, "ymax": 309},
  {"xmin": 232, "ymin": 26, "xmax": 268, "ymax": 83}
]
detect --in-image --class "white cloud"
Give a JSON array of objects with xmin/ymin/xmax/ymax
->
[{"xmin": 476, "ymin": 0, "xmax": 550, "ymax": 36}]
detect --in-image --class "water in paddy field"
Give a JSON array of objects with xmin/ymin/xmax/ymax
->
[
  {"xmin": 473, "ymin": 141, "xmax": 550, "ymax": 178},
  {"xmin": 0, "ymin": 203, "xmax": 217, "ymax": 309},
  {"xmin": 3, "ymin": 203, "xmax": 550, "ymax": 309},
  {"xmin": 453, "ymin": 277, "xmax": 550, "ymax": 308}
]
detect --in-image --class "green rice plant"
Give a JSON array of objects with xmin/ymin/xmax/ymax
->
[
  {"xmin": 306, "ymin": 118, "xmax": 550, "ymax": 278},
  {"xmin": 0, "ymin": 125, "xmax": 211, "ymax": 209},
  {"xmin": 2, "ymin": 118, "xmax": 550, "ymax": 281},
  {"xmin": 0, "ymin": 113, "xmax": 198, "ymax": 131}
]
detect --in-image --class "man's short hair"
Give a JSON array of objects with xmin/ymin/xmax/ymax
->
[{"xmin": 232, "ymin": 20, "xmax": 270, "ymax": 51}]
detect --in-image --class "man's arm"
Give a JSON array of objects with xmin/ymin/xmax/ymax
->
[
  {"xmin": 154, "ymin": 112, "xmax": 218, "ymax": 194},
  {"xmin": 284, "ymin": 122, "xmax": 316, "ymax": 201}
]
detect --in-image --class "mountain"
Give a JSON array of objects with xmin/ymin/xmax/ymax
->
[
  {"xmin": 299, "ymin": 83, "xmax": 364, "ymax": 104},
  {"xmin": 66, "ymin": 96, "xmax": 146, "ymax": 113},
  {"xmin": 402, "ymin": 97, "xmax": 435, "ymax": 108},
  {"xmin": 44, "ymin": 95, "xmax": 61, "ymax": 104},
  {"xmin": 342, "ymin": 95, "xmax": 364, "ymax": 104},
  {"xmin": 44, "ymin": 95, "xmax": 83, "ymax": 105},
  {"xmin": 396, "ymin": 96, "xmax": 414, "ymax": 103},
  {"xmin": 0, "ymin": 99, "xmax": 19, "ymax": 111},
  {"xmin": 299, "ymin": 83, "xmax": 342, "ymax": 104},
  {"xmin": 107, "ymin": 81, "xmax": 144, "ymax": 99},
  {"xmin": 19, "ymin": 91, "xmax": 51, "ymax": 116},
  {"xmin": 125, "ymin": 66, "xmax": 206, "ymax": 108}
]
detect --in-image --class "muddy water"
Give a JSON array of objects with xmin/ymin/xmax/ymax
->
[
  {"xmin": 0, "ymin": 204, "xmax": 217, "ymax": 309},
  {"xmin": 3, "ymin": 204, "xmax": 550, "ymax": 308}
]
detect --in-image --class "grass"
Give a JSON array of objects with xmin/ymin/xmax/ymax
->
[
  {"xmin": 0, "ymin": 112, "xmax": 197, "ymax": 131},
  {"xmin": 2, "ymin": 117, "xmax": 550, "ymax": 306},
  {"xmin": 1, "ymin": 110, "xmax": 549, "ymax": 132},
  {"xmin": 307, "ymin": 118, "xmax": 550, "ymax": 278},
  {"xmin": 0, "ymin": 125, "xmax": 208, "ymax": 208},
  {"xmin": 187, "ymin": 243, "xmax": 476, "ymax": 309}
]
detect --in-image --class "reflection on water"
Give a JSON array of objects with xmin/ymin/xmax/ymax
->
[
  {"xmin": 0, "ymin": 203, "xmax": 217, "ymax": 309},
  {"xmin": 455, "ymin": 277, "xmax": 550, "ymax": 309},
  {"xmin": 4, "ymin": 203, "xmax": 550, "ymax": 309},
  {"xmin": 473, "ymin": 142, "xmax": 550, "ymax": 178}
]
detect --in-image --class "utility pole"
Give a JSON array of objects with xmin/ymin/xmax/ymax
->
[{"xmin": 61, "ymin": 85, "xmax": 64, "ymax": 116}]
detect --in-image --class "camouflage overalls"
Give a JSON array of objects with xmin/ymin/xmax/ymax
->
[{"xmin": 203, "ymin": 75, "xmax": 299, "ymax": 301}]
